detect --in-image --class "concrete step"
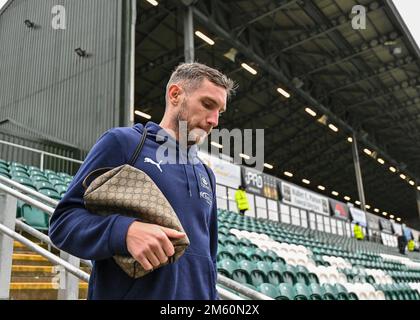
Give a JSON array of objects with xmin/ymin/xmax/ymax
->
[
  {"xmin": 9, "ymin": 282, "xmax": 88, "ymax": 300},
  {"xmin": 12, "ymin": 253, "xmax": 53, "ymax": 266}
]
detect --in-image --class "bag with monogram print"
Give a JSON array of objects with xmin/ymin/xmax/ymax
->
[{"xmin": 82, "ymin": 128, "xmax": 190, "ymax": 278}]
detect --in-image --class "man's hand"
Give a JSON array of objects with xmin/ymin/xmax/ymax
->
[{"xmin": 126, "ymin": 221, "xmax": 186, "ymax": 271}]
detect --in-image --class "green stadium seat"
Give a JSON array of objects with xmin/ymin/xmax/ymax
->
[
  {"xmin": 50, "ymin": 178, "xmax": 64, "ymax": 186},
  {"xmin": 21, "ymin": 204, "xmax": 49, "ymax": 231},
  {"xmin": 309, "ymin": 283, "xmax": 325, "ymax": 300},
  {"xmin": 334, "ymin": 283, "xmax": 350, "ymax": 300},
  {"xmin": 278, "ymin": 283, "xmax": 296, "ymax": 300},
  {"xmin": 232, "ymin": 260, "xmax": 254, "ymax": 285},
  {"xmin": 55, "ymin": 184, "xmax": 68, "ymax": 195},
  {"xmin": 12, "ymin": 176, "xmax": 35, "ymax": 189},
  {"xmin": 322, "ymin": 283, "xmax": 338, "ymax": 300},
  {"xmin": 0, "ymin": 171, "xmax": 11, "ymax": 179},
  {"xmin": 295, "ymin": 265, "xmax": 310, "ymax": 285},
  {"xmin": 217, "ymin": 245, "xmax": 235, "ymax": 261},
  {"xmin": 250, "ymin": 261, "xmax": 271, "ymax": 286},
  {"xmin": 282, "ymin": 264, "xmax": 298, "ymax": 285},
  {"xmin": 217, "ymin": 259, "xmax": 237, "ymax": 278},
  {"xmin": 39, "ymin": 188, "xmax": 61, "ymax": 200},
  {"xmin": 257, "ymin": 283, "xmax": 280, "ymax": 299},
  {"xmin": 294, "ymin": 283, "xmax": 310, "ymax": 300},
  {"xmin": 35, "ymin": 181, "xmax": 55, "ymax": 191},
  {"xmin": 10, "ymin": 170, "xmax": 30, "ymax": 178}
]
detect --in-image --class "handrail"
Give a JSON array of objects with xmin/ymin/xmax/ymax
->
[
  {"xmin": 15, "ymin": 220, "xmax": 93, "ymax": 268},
  {"xmin": 0, "ymin": 223, "xmax": 89, "ymax": 282},
  {"xmin": 216, "ymin": 285, "xmax": 245, "ymax": 300},
  {"xmin": 0, "ymin": 179, "xmax": 269, "ymax": 299},
  {"xmin": 217, "ymin": 274, "xmax": 274, "ymax": 300},
  {"xmin": 0, "ymin": 182, "xmax": 54, "ymax": 215},
  {"xmin": 0, "ymin": 139, "xmax": 83, "ymax": 164},
  {"xmin": 0, "ymin": 175, "xmax": 59, "ymax": 209}
]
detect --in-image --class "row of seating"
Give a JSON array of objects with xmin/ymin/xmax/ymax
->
[
  {"xmin": 217, "ymin": 209, "xmax": 420, "ymax": 300},
  {"xmin": 0, "ymin": 159, "xmax": 74, "ymax": 231}
]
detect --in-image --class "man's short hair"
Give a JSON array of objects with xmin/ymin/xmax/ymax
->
[{"xmin": 166, "ymin": 62, "xmax": 237, "ymax": 102}]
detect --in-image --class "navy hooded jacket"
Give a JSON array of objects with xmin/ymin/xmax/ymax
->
[{"xmin": 49, "ymin": 122, "xmax": 219, "ymax": 299}]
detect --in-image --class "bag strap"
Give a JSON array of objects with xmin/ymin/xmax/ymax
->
[
  {"xmin": 82, "ymin": 167, "xmax": 114, "ymax": 190},
  {"xmin": 128, "ymin": 127, "xmax": 148, "ymax": 165},
  {"xmin": 82, "ymin": 127, "xmax": 148, "ymax": 190}
]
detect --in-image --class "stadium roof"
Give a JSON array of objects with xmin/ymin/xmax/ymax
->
[{"xmin": 135, "ymin": 0, "xmax": 420, "ymax": 228}]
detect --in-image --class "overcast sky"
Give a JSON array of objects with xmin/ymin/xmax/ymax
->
[{"xmin": 392, "ymin": 1, "xmax": 420, "ymax": 49}]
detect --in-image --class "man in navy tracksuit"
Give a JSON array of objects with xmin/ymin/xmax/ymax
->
[{"xmin": 49, "ymin": 63, "xmax": 235, "ymax": 299}]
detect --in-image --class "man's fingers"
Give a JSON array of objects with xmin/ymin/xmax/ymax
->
[
  {"xmin": 154, "ymin": 243, "xmax": 169, "ymax": 264},
  {"xmin": 138, "ymin": 256, "xmax": 153, "ymax": 271},
  {"xmin": 145, "ymin": 251, "xmax": 161, "ymax": 268},
  {"xmin": 160, "ymin": 226, "xmax": 186, "ymax": 239},
  {"xmin": 161, "ymin": 235, "xmax": 175, "ymax": 257}
]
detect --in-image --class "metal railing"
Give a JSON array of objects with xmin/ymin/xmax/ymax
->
[
  {"xmin": 0, "ymin": 176, "xmax": 270, "ymax": 300},
  {"xmin": 0, "ymin": 139, "xmax": 83, "ymax": 171}
]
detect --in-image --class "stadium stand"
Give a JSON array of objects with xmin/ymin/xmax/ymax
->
[{"xmin": 1, "ymin": 157, "xmax": 420, "ymax": 300}]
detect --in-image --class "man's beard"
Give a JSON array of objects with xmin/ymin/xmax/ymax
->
[{"xmin": 176, "ymin": 99, "xmax": 209, "ymax": 146}]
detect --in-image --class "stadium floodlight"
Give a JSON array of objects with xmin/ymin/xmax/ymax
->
[
  {"xmin": 239, "ymin": 153, "xmax": 250, "ymax": 160},
  {"xmin": 399, "ymin": 173, "xmax": 406, "ymax": 180},
  {"xmin": 332, "ymin": 191, "xmax": 339, "ymax": 196},
  {"xmin": 146, "ymin": 0, "xmax": 159, "ymax": 6},
  {"xmin": 347, "ymin": 137, "xmax": 353, "ymax": 143},
  {"xmin": 194, "ymin": 31, "xmax": 215, "ymax": 45},
  {"xmin": 409, "ymin": 180, "xmax": 415, "ymax": 186},
  {"xmin": 284, "ymin": 171, "xmax": 293, "ymax": 177},
  {"xmin": 377, "ymin": 158, "xmax": 385, "ymax": 165},
  {"xmin": 24, "ymin": 19, "xmax": 34, "ymax": 28},
  {"xmin": 363, "ymin": 148, "xmax": 372, "ymax": 156},
  {"xmin": 344, "ymin": 196, "xmax": 351, "ymax": 201},
  {"xmin": 417, "ymin": 186, "xmax": 420, "ymax": 191},
  {"xmin": 75, "ymin": 48, "xmax": 87, "ymax": 57},
  {"xmin": 374, "ymin": 208, "xmax": 379, "ymax": 213},
  {"xmin": 134, "ymin": 110, "xmax": 151, "ymax": 120},
  {"xmin": 241, "ymin": 63, "xmax": 257, "ymax": 75},
  {"xmin": 389, "ymin": 166, "xmax": 396, "ymax": 173},
  {"xmin": 355, "ymin": 200, "xmax": 361, "ymax": 205},
  {"xmin": 277, "ymin": 87, "xmax": 291, "ymax": 98},
  {"xmin": 365, "ymin": 204, "xmax": 371, "ymax": 209},
  {"xmin": 396, "ymin": 217, "xmax": 401, "ymax": 222},
  {"xmin": 264, "ymin": 163, "xmax": 273, "ymax": 169},
  {"xmin": 328, "ymin": 124, "xmax": 338, "ymax": 132},
  {"xmin": 210, "ymin": 141, "xmax": 223, "ymax": 149},
  {"xmin": 305, "ymin": 108, "xmax": 317, "ymax": 117},
  {"xmin": 302, "ymin": 179, "xmax": 310, "ymax": 185},
  {"xmin": 317, "ymin": 185, "xmax": 325, "ymax": 191},
  {"xmin": 389, "ymin": 214, "xmax": 394, "ymax": 219},
  {"xmin": 382, "ymin": 211, "xmax": 387, "ymax": 216}
]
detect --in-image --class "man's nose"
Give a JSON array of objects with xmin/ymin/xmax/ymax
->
[{"xmin": 207, "ymin": 110, "xmax": 219, "ymax": 128}]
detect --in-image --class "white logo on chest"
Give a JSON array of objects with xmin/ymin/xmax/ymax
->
[{"xmin": 144, "ymin": 157, "xmax": 163, "ymax": 172}]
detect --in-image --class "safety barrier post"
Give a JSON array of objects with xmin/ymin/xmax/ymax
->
[
  {"xmin": 0, "ymin": 193, "xmax": 17, "ymax": 300},
  {"xmin": 57, "ymin": 251, "xmax": 81, "ymax": 300}
]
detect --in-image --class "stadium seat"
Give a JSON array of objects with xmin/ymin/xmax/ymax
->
[
  {"xmin": 232, "ymin": 260, "xmax": 254, "ymax": 285},
  {"xmin": 322, "ymin": 283, "xmax": 338, "ymax": 300},
  {"xmin": 308, "ymin": 283, "xmax": 325, "ymax": 300},
  {"xmin": 38, "ymin": 188, "xmax": 61, "ymax": 200},
  {"xmin": 277, "ymin": 283, "xmax": 296, "ymax": 300},
  {"xmin": 217, "ymin": 259, "xmax": 237, "ymax": 278},
  {"xmin": 10, "ymin": 170, "xmax": 30, "ymax": 178},
  {"xmin": 21, "ymin": 204, "xmax": 49, "ymax": 231},
  {"xmin": 257, "ymin": 283, "xmax": 280, "ymax": 299},
  {"xmin": 294, "ymin": 283, "xmax": 310, "ymax": 300}
]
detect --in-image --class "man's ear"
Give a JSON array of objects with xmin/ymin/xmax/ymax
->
[{"xmin": 168, "ymin": 84, "xmax": 182, "ymax": 106}]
